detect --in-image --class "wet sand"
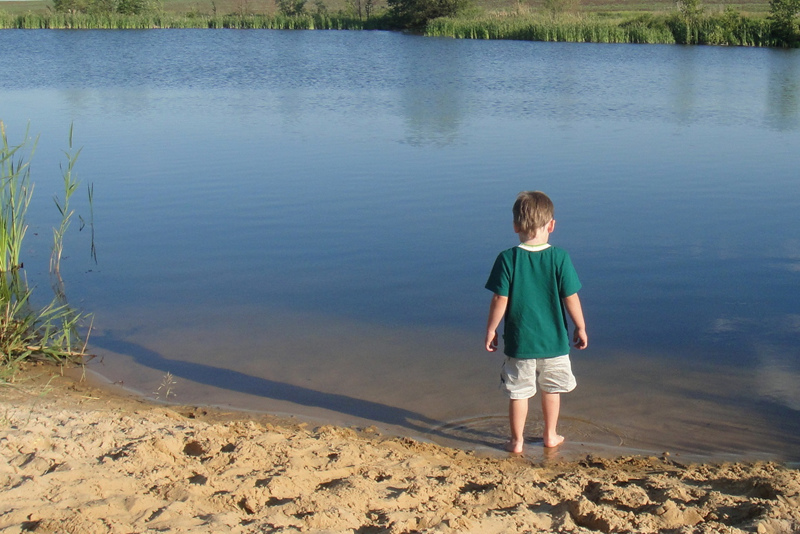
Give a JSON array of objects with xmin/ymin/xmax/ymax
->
[{"xmin": 1, "ymin": 364, "xmax": 799, "ymax": 534}]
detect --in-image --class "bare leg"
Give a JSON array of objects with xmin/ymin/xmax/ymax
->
[
  {"xmin": 507, "ymin": 398, "xmax": 528, "ymax": 453},
  {"xmin": 541, "ymin": 392, "xmax": 565, "ymax": 448}
]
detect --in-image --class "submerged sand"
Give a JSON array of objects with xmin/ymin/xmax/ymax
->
[{"xmin": 1, "ymin": 365, "xmax": 799, "ymax": 534}]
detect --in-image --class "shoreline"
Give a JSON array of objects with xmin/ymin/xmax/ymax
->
[
  {"xmin": 2, "ymin": 363, "xmax": 799, "ymax": 534},
  {"xmin": 81, "ymin": 344, "xmax": 800, "ymax": 467}
]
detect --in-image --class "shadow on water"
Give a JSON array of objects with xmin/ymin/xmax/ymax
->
[{"xmin": 90, "ymin": 333, "xmax": 502, "ymax": 449}]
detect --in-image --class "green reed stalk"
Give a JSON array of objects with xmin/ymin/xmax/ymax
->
[
  {"xmin": 0, "ymin": 122, "xmax": 35, "ymax": 274},
  {"xmin": 86, "ymin": 183, "xmax": 97, "ymax": 265},
  {"xmin": 51, "ymin": 123, "xmax": 82, "ymax": 297}
]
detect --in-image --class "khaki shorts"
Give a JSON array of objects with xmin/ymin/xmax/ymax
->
[{"xmin": 500, "ymin": 355, "xmax": 577, "ymax": 400}]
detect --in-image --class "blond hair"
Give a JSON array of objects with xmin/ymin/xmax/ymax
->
[{"xmin": 513, "ymin": 191, "xmax": 554, "ymax": 235}]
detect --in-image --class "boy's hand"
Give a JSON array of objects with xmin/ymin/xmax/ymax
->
[
  {"xmin": 485, "ymin": 330, "xmax": 499, "ymax": 352},
  {"xmin": 573, "ymin": 327, "xmax": 588, "ymax": 350},
  {"xmin": 485, "ymin": 294, "xmax": 507, "ymax": 353},
  {"xmin": 563, "ymin": 294, "xmax": 587, "ymax": 350}
]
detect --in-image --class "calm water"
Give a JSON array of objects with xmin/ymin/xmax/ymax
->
[{"xmin": 1, "ymin": 29, "xmax": 799, "ymax": 461}]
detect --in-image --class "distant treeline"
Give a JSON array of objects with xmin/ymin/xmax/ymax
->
[{"xmin": 0, "ymin": 0, "xmax": 798, "ymax": 47}]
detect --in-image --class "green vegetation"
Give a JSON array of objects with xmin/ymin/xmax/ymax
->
[
  {"xmin": 387, "ymin": 0, "xmax": 468, "ymax": 28},
  {"xmin": 0, "ymin": 9, "xmax": 375, "ymax": 28},
  {"xmin": 427, "ymin": 9, "xmax": 774, "ymax": 45},
  {"xmin": 1, "ymin": 122, "xmax": 92, "ymax": 381},
  {"xmin": 0, "ymin": 0, "xmax": 795, "ymax": 45},
  {"xmin": 769, "ymin": 0, "xmax": 800, "ymax": 44},
  {"xmin": 52, "ymin": 0, "xmax": 151, "ymax": 15}
]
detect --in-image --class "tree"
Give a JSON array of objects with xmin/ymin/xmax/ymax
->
[
  {"xmin": 387, "ymin": 0, "xmax": 468, "ymax": 28},
  {"xmin": 770, "ymin": 0, "xmax": 800, "ymax": 45},
  {"xmin": 276, "ymin": 0, "xmax": 307, "ymax": 16},
  {"xmin": 116, "ymin": 0, "xmax": 147, "ymax": 13},
  {"xmin": 677, "ymin": 0, "xmax": 703, "ymax": 21},
  {"xmin": 346, "ymin": 0, "xmax": 375, "ymax": 20},
  {"xmin": 669, "ymin": 0, "xmax": 704, "ymax": 44},
  {"xmin": 88, "ymin": 0, "xmax": 116, "ymax": 12}
]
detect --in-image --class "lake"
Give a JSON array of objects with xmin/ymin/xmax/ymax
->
[{"xmin": 1, "ymin": 29, "xmax": 799, "ymax": 462}]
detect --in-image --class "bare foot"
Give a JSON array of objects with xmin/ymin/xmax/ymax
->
[
  {"xmin": 543, "ymin": 434, "xmax": 565, "ymax": 448},
  {"xmin": 505, "ymin": 439, "xmax": 524, "ymax": 454}
]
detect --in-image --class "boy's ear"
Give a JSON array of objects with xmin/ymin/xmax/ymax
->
[{"xmin": 547, "ymin": 219, "xmax": 556, "ymax": 233}]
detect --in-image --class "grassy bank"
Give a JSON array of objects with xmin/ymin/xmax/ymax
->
[
  {"xmin": 426, "ymin": 10, "xmax": 775, "ymax": 45},
  {"xmin": 0, "ymin": 0, "xmax": 773, "ymax": 16},
  {"xmin": 0, "ymin": 10, "xmax": 372, "ymax": 28},
  {"xmin": 0, "ymin": 9, "xmax": 784, "ymax": 47},
  {"xmin": 0, "ymin": 0, "xmax": 794, "ymax": 45}
]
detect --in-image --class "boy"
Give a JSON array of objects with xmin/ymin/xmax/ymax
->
[{"xmin": 484, "ymin": 191, "xmax": 587, "ymax": 453}]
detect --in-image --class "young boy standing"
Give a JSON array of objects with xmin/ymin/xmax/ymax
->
[{"xmin": 485, "ymin": 191, "xmax": 588, "ymax": 453}]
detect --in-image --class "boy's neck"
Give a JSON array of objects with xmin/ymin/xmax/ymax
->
[
  {"xmin": 516, "ymin": 219, "xmax": 555, "ymax": 246},
  {"xmin": 518, "ymin": 231, "xmax": 549, "ymax": 246}
]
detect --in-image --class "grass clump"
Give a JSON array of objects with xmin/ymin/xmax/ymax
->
[{"xmin": 0, "ymin": 122, "xmax": 93, "ymax": 381}]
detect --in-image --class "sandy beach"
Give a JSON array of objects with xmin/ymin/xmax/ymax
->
[{"xmin": 1, "ymin": 364, "xmax": 799, "ymax": 534}]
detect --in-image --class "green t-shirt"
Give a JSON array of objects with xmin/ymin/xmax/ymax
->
[{"xmin": 485, "ymin": 244, "xmax": 582, "ymax": 359}]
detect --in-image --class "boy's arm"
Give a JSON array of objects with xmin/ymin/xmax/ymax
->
[
  {"xmin": 563, "ymin": 293, "xmax": 588, "ymax": 350},
  {"xmin": 485, "ymin": 294, "xmax": 508, "ymax": 352}
]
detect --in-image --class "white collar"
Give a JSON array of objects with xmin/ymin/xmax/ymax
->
[{"xmin": 518, "ymin": 243, "xmax": 551, "ymax": 252}]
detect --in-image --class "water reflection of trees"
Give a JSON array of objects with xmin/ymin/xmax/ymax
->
[
  {"xmin": 401, "ymin": 88, "xmax": 461, "ymax": 147},
  {"xmin": 766, "ymin": 49, "xmax": 799, "ymax": 131},
  {"xmin": 671, "ymin": 46, "xmax": 697, "ymax": 125},
  {"xmin": 400, "ymin": 40, "xmax": 463, "ymax": 147}
]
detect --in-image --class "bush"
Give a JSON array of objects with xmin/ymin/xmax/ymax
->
[
  {"xmin": 388, "ymin": 0, "xmax": 469, "ymax": 29},
  {"xmin": 770, "ymin": 0, "xmax": 800, "ymax": 45}
]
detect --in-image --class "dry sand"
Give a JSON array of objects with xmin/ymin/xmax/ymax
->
[{"xmin": 1, "ymin": 364, "xmax": 799, "ymax": 534}]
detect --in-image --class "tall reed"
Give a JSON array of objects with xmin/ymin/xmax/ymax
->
[
  {"xmin": 0, "ymin": 123, "xmax": 34, "ymax": 275},
  {"xmin": 0, "ymin": 121, "xmax": 92, "ymax": 378},
  {"xmin": 51, "ymin": 123, "xmax": 82, "ymax": 297}
]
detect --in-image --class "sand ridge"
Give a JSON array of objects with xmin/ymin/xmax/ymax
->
[{"xmin": 1, "ymin": 367, "xmax": 799, "ymax": 534}]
